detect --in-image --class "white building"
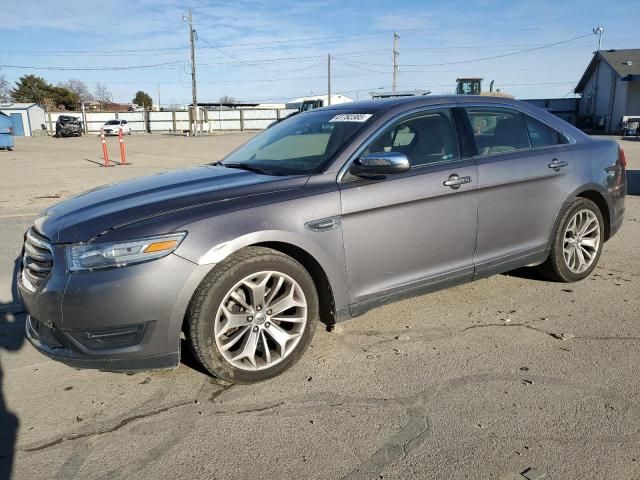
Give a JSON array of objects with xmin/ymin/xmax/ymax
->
[
  {"xmin": 0, "ymin": 103, "xmax": 47, "ymax": 137},
  {"xmin": 575, "ymin": 48, "xmax": 640, "ymax": 133},
  {"xmin": 290, "ymin": 94, "xmax": 353, "ymax": 106}
]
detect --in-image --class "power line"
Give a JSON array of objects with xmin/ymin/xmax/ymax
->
[
  {"xmin": 0, "ymin": 61, "xmax": 183, "ymax": 71},
  {"xmin": 196, "ymin": 33, "xmax": 295, "ymax": 73},
  {"xmin": 0, "ymin": 24, "xmax": 592, "ymax": 57},
  {"xmin": 341, "ymin": 33, "xmax": 594, "ymax": 68}
]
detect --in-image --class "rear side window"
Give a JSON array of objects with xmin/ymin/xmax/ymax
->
[
  {"xmin": 465, "ymin": 107, "xmax": 531, "ymax": 156},
  {"xmin": 524, "ymin": 115, "xmax": 567, "ymax": 148},
  {"xmin": 364, "ymin": 109, "xmax": 459, "ymax": 167}
]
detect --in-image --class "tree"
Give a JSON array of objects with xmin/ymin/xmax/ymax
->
[
  {"xmin": 10, "ymin": 75, "xmax": 52, "ymax": 104},
  {"xmin": 0, "ymin": 75, "xmax": 10, "ymax": 102},
  {"xmin": 58, "ymin": 79, "xmax": 93, "ymax": 103},
  {"xmin": 51, "ymin": 86, "xmax": 80, "ymax": 110},
  {"xmin": 9, "ymin": 74, "xmax": 79, "ymax": 110},
  {"xmin": 94, "ymin": 83, "xmax": 112, "ymax": 108},
  {"xmin": 132, "ymin": 90, "xmax": 153, "ymax": 110},
  {"xmin": 219, "ymin": 95, "xmax": 236, "ymax": 104}
]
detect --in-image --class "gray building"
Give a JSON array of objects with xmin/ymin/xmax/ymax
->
[
  {"xmin": 575, "ymin": 48, "xmax": 640, "ymax": 133},
  {"xmin": 521, "ymin": 98, "xmax": 579, "ymax": 125}
]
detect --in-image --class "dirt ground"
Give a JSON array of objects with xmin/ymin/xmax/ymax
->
[{"xmin": 1, "ymin": 133, "xmax": 639, "ymax": 480}]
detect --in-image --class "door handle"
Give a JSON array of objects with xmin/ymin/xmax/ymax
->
[
  {"xmin": 548, "ymin": 159, "xmax": 568, "ymax": 170},
  {"xmin": 443, "ymin": 174, "xmax": 472, "ymax": 189}
]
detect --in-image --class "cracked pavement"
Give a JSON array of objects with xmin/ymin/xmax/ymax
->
[{"xmin": 1, "ymin": 135, "xmax": 639, "ymax": 480}]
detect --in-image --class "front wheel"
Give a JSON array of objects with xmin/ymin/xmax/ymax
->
[
  {"xmin": 540, "ymin": 198, "xmax": 604, "ymax": 282},
  {"xmin": 186, "ymin": 247, "xmax": 318, "ymax": 384}
]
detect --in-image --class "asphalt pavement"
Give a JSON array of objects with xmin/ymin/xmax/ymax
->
[{"xmin": 1, "ymin": 134, "xmax": 639, "ymax": 480}]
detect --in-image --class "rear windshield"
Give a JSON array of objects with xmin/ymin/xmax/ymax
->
[
  {"xmin": 222, "ymin": 110, "xmax": 375, "ymax": 175},
  {"xmin": 105, "ymin": 120, "xmax": 120, "ymax": 125}
]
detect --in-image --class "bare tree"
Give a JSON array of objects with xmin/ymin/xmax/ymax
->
[
  {"xmin": 0, "ymin": 75, "xmax": 11, "ymax": 102},
  {"xmin": 219, "ymin": 95, "xmax": 236, "ymax": 104},
  {"xmin": 58, "ymin": 79, "xmax": 93, "ymax": 103},
  {"xmin": 94, "ymin": 83, "xmax": 112, "ymax": 109}
]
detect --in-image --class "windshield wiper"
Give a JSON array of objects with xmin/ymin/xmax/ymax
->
[{"xmin": 222, "ymin": 163, "xmax": 275, "ymax": 175}]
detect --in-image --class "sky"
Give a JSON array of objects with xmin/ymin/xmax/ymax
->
[{"xmin": 1, "ymin": 0, "xmax": 639, "ymax": 106}]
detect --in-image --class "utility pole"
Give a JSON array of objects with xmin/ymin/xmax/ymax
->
[
  {"xmin": 593, "ymin": 26, "xmax": 604, "ymax": 51},
  {"xmin": 392, "ymin": 32, "xmax": 399, "ymax": 94},
  {"xmin": 184, "ymin": 9, "xmax": 197, "ymax": 136},
  {"xmin": 327, "ymin": 53, "xmax": 332, "ymax": 106},
  {"xmin": 157, "ymin": 83, "xmax": 161, "ymax": 111}
]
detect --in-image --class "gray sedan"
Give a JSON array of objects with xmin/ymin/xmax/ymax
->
[{"xmin": 19, "ymin": 96, "xmax": 626, "ymax": 383}]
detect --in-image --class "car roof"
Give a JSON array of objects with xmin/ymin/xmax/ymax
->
[{"xmin": 321, "ymin": 95, "xmax": 525, "ymax": 113}]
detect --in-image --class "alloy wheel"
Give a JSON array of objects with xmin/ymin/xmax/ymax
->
[
  {"xmin": 213, "ymin": 271, "xmax": 308, "ymax": 371},
  {"xmin": 562, "ymin": 209, "xmax": 601, "ymax": 274}
]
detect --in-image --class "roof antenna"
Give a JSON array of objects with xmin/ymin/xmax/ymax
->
[{"xmin": 592, "ymin": 26, "xmax": 604, "ymax": 52}]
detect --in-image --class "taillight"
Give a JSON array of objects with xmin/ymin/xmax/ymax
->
[{"xmin": 618, "ymin": 148, "xmax": 627, "ymax": 169}]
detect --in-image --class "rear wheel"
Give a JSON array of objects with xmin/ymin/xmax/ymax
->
[
  {"xmin": 540, "ymin": 198, "xmax": 604, "ymax": 282},
  {"xmin": 187, "ymin": 247, "xmax": 318, "ymax": 384}
]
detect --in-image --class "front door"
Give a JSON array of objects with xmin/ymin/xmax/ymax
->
[{"xmin": 339, "ymin": 108, "xmax": 479, "ymax": 313}]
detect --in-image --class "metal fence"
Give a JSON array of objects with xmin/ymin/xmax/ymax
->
[{"xmin": 45, "ymin": 108, "xmax": 298, "ymax": 135}]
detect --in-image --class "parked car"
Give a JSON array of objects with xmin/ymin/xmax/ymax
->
[
  {"xmin": 621, "ymin": 117, "xmax": 640, "ymax": 138},
  {"xmin": 101, "ymin": 119, "xmax": 131, "ymax": 135},
  {"xmin": 55, "ymin": 115, "xmax": 83, "ymax": 137},
  {"xmin": 20, "ymin": 96, "xmax": 626, "ymax": 384},
  {"xmin": 0, "ymin": 112, "xmax": 14, "ymax": 151}
]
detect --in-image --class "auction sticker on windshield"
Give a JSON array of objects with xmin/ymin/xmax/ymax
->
[{"xmin": 329, "ymin": 113, "xmax": 372, "ymax": 123}]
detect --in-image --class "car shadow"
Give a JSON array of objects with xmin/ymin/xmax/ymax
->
[
  {"xmin": 0, "ymin": 256, "xmax": 24, "ymax": 479},
  {"xmin": 626, "ymin": 170, "xmax": 640, "ymax": 196},
  {"xmin": 179, "ymin": 339, "xmax": 211, "ymax": 376},
  {"xmin": 501, "ymin": 266, "xmax": 548, "ymax": 282}
]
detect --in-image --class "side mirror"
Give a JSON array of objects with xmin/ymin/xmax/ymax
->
[{"xmin": 350, "ymin": 151, "xmax": 410, "ymax": 178}]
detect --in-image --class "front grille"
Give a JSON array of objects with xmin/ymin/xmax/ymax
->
[{"xmin": 21, "ymin": 228, "xmax": 53, "ymax": 292}]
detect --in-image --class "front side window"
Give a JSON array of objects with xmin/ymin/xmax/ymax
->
[
  {"xmin": 362, "ymin": 109, "xmax": 459, "ymax": 167},
  {"xmin": 222, "ymin": 110, "xmax": 374, "ymax": 175},
  {"xmin": 524, "ymin": 115, "xmax": 567, "ymax": 148},
  {"xmin": 466, "ymin": 107, "xmax": 531, "ymax": 156}
]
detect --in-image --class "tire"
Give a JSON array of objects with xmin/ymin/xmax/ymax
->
[
  {"xmin": 540, "ymin": 197, "xmax": 604, "ymax": 282},
  {"xmin": 186, "ymin": 247, "xmax": 319, "ymax": 384}
]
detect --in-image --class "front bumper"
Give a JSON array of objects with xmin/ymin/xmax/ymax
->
[
  {"xmin": 25, "ymin": 314, "xmax": 179, "ymax": 371},
  {"xmin": 19, "ymin": 250, "xmax": 208, "ymax": 372}
]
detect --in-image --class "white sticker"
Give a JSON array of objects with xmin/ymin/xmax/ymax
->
[{"xmin": 328, "ymin": 113, "xmax": 372, "ymax": 123}]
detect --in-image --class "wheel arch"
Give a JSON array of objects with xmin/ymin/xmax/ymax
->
[
  {"xmin": 574, "ymin": 188, "xmax": 611, "ymax": 241},
  {"xmin": 253, "ymin": 241, "xmax": 336, "ymax": 328},
  {"xmin": 184, "ymin": 231, "xmax": 343, "ymax": 330},
  {"xmin": 545, "ymin": 184, "xmax": 613, "ymax": 257}
]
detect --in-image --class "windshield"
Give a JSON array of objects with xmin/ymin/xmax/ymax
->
[
  {"xmin": 105, "ymin": 120, "xmax": 120, "ymax": 125},
  {"xmin": 222, "ymin": 110, "xmax": 374, "ymax": 175}
]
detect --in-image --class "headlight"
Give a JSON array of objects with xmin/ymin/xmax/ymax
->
[{"xmin": 65, "ymin": 232, "xmax": 186, "ymax": 272}]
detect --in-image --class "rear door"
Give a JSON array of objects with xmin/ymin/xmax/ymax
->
[
  {"xmin": 464, "ymin": 106, "xmax": 574, "ymax": 276},
  {"xmin": 339, "ymin": 107, "xmax": 479, "ymax": 311}
]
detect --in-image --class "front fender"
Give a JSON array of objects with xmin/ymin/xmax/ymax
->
[{"xmin": 174, "ymin": 184, "xmax": 349, "ymax": 323}]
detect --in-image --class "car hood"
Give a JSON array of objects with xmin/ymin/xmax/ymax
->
[{"xmin": 35, "ymin": 165, "xmax": 309, "ymax": 243}]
